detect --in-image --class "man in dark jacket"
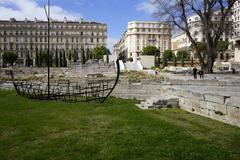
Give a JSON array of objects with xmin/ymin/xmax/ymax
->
[{"xmin": 193, "ymin": 66, "xmax": 197, "ymax": 79}]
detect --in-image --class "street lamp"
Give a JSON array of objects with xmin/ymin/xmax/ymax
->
[{"xmin": 44, "ymin": 0, "xmax": 51, "ymax": 99}]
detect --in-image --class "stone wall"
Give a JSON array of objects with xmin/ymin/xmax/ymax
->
[
  {"xmin": 112, "ymin": 79, "xmax": 162, "ymax": 100},
  {"xmin": 161, "ymin": 86, "xmax": 240, "ymax": 127},
  {"xmin": 113, "ymin": 79, "xmax": 240, "ymax": 127}
]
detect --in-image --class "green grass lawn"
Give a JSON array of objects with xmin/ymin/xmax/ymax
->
[{"xmin": 0, "ymin": 90, "xmax": 240, "ymax": 160}]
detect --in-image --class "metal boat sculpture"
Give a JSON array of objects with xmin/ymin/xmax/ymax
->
[{"xmin": 9, "ymin": 59, "xmax": 120, "ymax": 103}]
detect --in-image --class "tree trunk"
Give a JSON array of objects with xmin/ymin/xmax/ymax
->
[{"xmin": 206, "ymin": 42, "xmax": 216, "ymax": 73}]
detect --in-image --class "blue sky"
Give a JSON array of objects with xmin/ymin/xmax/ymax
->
[{"xmin": 0, "ymin": 0, "xmax": 157, "ymax": 51}]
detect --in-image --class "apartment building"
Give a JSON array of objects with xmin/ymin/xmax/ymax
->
[
  {"xmin": 114, "ymin": 21, "xmax": 171, "ymax": 62},
  {"xmin": 0, "ymin": 18, "xmax": 107, "ymax": 67},
  {"xmin": 172, "ymin": 12, "xmax": 233, "ymax": 61},
  {"xmin": 232, "ymin": 1, "xmax": 240, "ymax": 62}
]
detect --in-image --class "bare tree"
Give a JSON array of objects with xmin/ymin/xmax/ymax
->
[{"xmin": 152, "ymin": 0, "xmax": 236, "ymax": 73}]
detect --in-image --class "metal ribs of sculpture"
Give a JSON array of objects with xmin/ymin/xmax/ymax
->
[{"xmin": 10, "ymin": 59, "xmax": 120, "ymax": 103}]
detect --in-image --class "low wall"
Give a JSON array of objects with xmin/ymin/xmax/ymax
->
[
  {"xmin": 161, "ymin": 87, "xmax": 240, "ymax": 127},
  {"xmin": 112, "ymin": 79, "xmax": 162, "ymax": 100}
]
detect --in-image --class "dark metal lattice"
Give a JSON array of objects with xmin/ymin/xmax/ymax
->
[{"xmin": 10, "ymin": 59, "xmax": 120, "ymax": 103}]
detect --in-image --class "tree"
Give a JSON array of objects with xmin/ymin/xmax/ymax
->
[
  {"xmin": 119, "ymin": 51, "xmax": 127, "ymax": 63},
  {"xmin": 86, "ymin": 48, "xmax": 90, "ymax": 61},
  {"xmin": 163, "ymin": 50, "xmax": 173, "ymax": 61},
  {"xmin": 152, "ymin": 0, "xmax": 236, "ymax": 73},
  {"xmin": 40, "ymin": 50, "xmax": 48, "ymax": 67},
  {"xmin": 92, "ymin": 46, "xmax": 110, "ymax": 60},
  {"xmin": 173, "ymin": 54, "xmax": 177, "ymax": 66},
  {"xmin": 177, "ymin": 50, "xmax": 188, "ymax": 61},
  {"xmin": 26, "ymin": 51, "xmax": 31, "ymax": 67},
  {"xmin": 190, "ymin": 42, "xmax": 207, "ymax": 53},
  {"xmin": 73, "ymin": 49, "xmax": 78, "ymax": 62},
  {"xmin": 55, "ymin": 49, "xmax": 59, "ymax": 67},
  {"xmin": 127, "ymin": 57, "xmax": 133, "ymax": 62},
  {"xmin": 216, "ymin": 41, "xmax": 229, "ymax": 60},
  {"xmin": 181, "ymin": 54, "xmax": 185, "ymax": 67},
  {"xmin": 142, "ymin": 46, "xmax": 159, "ymax": 56},
  {"xmin": 63, "ymin": 51, "xmax": 67, "ymax": 67},
  {"xmin": 191, "ymin": 57, "xmax": 194, "ymax": 67},
  {"xmin": 81, "ymin": 48, "xmax": 86, "ymax": 64},
  {"xmin": 2, "ymin": 51, "xmax": 18, "ymax": 66},
  {"xmin": 162, "ymin": 56, "xmax": 168, "ymax": 68},
  {"xmin": 35, "ymin": 48, "xmax": 39, "ymax": 67}
]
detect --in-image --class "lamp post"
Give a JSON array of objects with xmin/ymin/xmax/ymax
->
[{"xmin": 44, "ymin": 0, "xmax": 51, "ymax": 99}]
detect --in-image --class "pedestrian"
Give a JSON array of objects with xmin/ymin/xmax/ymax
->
[
  {"xmin": 193, "ymin": 66, "xmax": 197, "ymax": 79},
  {"xmin": 199, "ymin": 70, "xmax": 204, "ymax": 79}
]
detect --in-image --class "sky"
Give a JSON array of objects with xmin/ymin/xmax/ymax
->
[{"xmin": 0, "ymin": 0, "xmax": 158, "ymax": 51}]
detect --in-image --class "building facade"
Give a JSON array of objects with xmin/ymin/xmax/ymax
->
[
  {"xmin": 0, "ymin": 18, "xmax": 107, "ymax": 67},
  {"xmin": 172, "ymin": 12, "xmax": 233, "ymax": 61},
  {"xmin": 232, "ymin": 1, "xmax": 240, "ymax": 62},
  {"xmin": 114, "ymin": 21, "xmax": 171, "ymax": 62}
]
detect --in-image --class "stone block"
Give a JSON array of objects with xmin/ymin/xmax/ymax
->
[
  {"xmin": 205, "ymin": 102, "xmax": 216, "ymax": 111},
  {"xmin": 200, "ymin": 108, "xmax": 210, "ymax": 116},
  {"xmin": 227, "ymin": 96, "xmax": 240, "ymax": 107},
  {"xmin": 179, "ymin": 98, "xmax": 205, "ymax": 113},
  {"xmin": 204, "ymin": 94, "xmax": 228, "ymax": 104},
  {"xmin": 215, "ymin": 104, "xmax": 227, "ymax": 115},
  {"xmin": 227, "ymin": 106, "xmax": 240, "ymax": 120},
  {"xmin": 209, "ymin": 110, "xmax": 225, "ymax": 121}
]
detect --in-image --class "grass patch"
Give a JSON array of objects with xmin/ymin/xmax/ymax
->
[{"xmin": 0, "ymin": 90, "xmax": 240, "ymax": 160}]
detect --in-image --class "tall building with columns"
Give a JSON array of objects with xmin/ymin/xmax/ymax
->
[
  {"xmin": 114, "ymin": 21, "xmax": 171, "ymax": 62},
  {"xmin": 0, "ymin": 18, "xmax": 107, "ymax": 67}
]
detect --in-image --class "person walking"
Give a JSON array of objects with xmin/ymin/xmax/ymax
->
[
  {"xmin": 193, "ymin": 66, "xmax": 197, "ymax": 79},
  {"xmin": 199, "ymin": 70, "xmax": 204, "ymax": 79}
]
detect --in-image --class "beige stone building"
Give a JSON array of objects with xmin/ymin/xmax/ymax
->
[
  {"xmin": 232, "ymin": 1, "xmax": 240, "ymax": 62},
  {"xmin": 172, "ymin": 12, "xmax": 233, "ymax": 61},
  {"xmin": 0, "ymin": 18, "xmax": 107, "ymax": 67},
  {"xmin": 114, "ymin": 21, "xmax": 171, "ymax": 62}
]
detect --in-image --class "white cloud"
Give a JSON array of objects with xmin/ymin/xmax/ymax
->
[
  {"xmin": 0, "ymin": 0, "xmax": 82, "ymax": 21},
  {"xmin": 107, "ymin": 37, "xmax": 119, "ymax": 53},
  {"xmin": 135, "ymin": 1, "xmax": 157, "ymax": 14}
]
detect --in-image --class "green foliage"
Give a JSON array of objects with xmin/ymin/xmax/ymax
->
[
  {"xmin": 40, "ymin": 50, "xmax": 48, "ymax": 67},
  {"xmin": 173, "ymin": 55, "xmax": 177, "ymax": 66},
  {"xmin": 162, "ymin": 56, "xmax": 168, "ymax": 67},
  {"xmin": 190, "ymin": 42, "xmax": 207, "ymax": 53},
  {"xmin": 81, "ymin": 48, "xmax": 86, "ymax": 64},
  {"xmin": 26, "ymin": 52, "xmax": 31, "ymax": 67},
  {"xmin": 92, "ymin": 46, "xmax": 109, "ymax": 60},
  {"xmin": 63, "ymin": 51, "xmax": 67, "ymax": 67},
  {"xmin": 163, "ymin": 50, "xmax": 173, "ymax": 61},
  {"xmin": 86, "ymin": 48, "xmax": 91, "ymax": 61},
  {"xmin": 55, "ymin": 49, "xmax": 59, "ymax": 67},
  {"xmin": 177, "ymin": 50, "xmax": 188, "ymax": 60},
  {"xmin": 216, "ymin": 41, "xmax": 229, "ymax": 52},
  {"xmin": 142, "ymin": 46, "xmax": 159, "ymax": 56},
  {"xmin": 73, "ymin": 49, "xmax": 78, "ymax": 62},
  {"xmin": 181, "ymin": 54, "xmax": 185, "ymax": 67},
  {"xmin": 2, "ymin": 51, "xmax": 18, "ymax": 66},
  {"xmin": 35, "ymin": 49, "xmax": 39, "ymax": 67},
  {"xmin": 127, "ymin": 57, "xmax": 133, "ymax": 62},
  {"xmin": 119, "ymin": 52, "xmax": 127, "ymax": 63},
  {"xmin": 106, "ymin": 54, "xmax": 109, "ymax": 63}
]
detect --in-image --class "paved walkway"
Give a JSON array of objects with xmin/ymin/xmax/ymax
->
[{"xmin": 163, "ymin": 72, "xmax": 240, "ymax": 81}]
